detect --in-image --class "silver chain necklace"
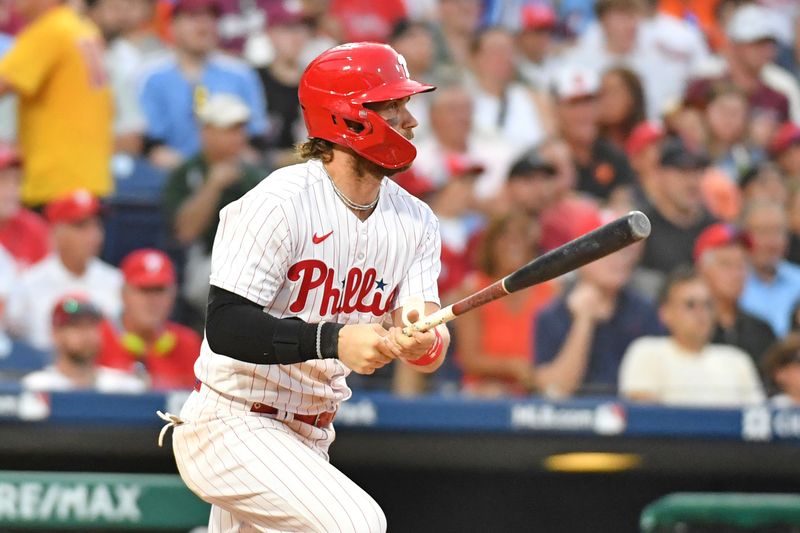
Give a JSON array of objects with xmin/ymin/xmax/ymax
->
[{"xmin": 325, "ymin": 169, "xmax": 380, "ymax": 211}]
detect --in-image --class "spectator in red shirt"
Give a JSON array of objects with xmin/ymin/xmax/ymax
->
[
  {"xmin": 0, "ymin": 142, "xmax": 49, "ymax": 269},
  {"xmin": 459, "ymin": 212, "xmax": 558, "ymax": 397},
  {"xmin": 99, "ymin": 249, "xmax": 201, "ymax": 390}
]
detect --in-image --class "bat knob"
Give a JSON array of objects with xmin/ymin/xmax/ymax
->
[{"xmin": 627, "ymin": 211, "xmax": 651, "ymax": 240}]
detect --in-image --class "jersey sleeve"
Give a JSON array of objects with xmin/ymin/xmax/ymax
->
[
  {"xmin": 394, "ymin": 214, "xmax": 441, "ymax": 308},
  {"xmin": 0, "ymin": 20, "xmax": 64, "ymax": 97},
  {"xmin": 618, "ymin": 338, "xmax": 661, "ymax": 400},
  {"xmin": 208, "ymin": 191, "xmax": 293, "ymax": 307}
]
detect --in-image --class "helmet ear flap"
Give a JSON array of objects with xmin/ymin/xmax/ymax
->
[{"xmin": 346, "ymin": 107, "xmax": 416, "ymax": 169}]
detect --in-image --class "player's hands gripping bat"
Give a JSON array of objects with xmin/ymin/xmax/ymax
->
[{"xmin": 402, "ymin": 210, "xmax": 651, "ymax": 335}]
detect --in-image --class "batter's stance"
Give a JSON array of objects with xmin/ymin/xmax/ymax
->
[{"xmin": 158, "ymin": 42, "xmax": 449, "ymax": 532}]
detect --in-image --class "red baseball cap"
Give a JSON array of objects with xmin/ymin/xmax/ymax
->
[
  {"xmin": 625, "ymin": 121, "xmax": 664, "ymax": 159},
  {"xmin": 44, "ymin": 189, "xmax": 101, "ymax": 225},
  {"xmin": 0, "ymin": 142, "xmax": 20, "ymax": 170},
  {"xmin": 121, "ymin": 249, "xmax": 176, "ymax": 288},
  {"xmin": 693, "ymin": 223, "xmax": 751, "ymax": 262},
  {"xmin": 521, "ymin": 4, "xmax": 557, "ymax": 31},
  {"xmin": 52, "ymin": 293, "xmax": 102, "ymax": 327},
  {"xmin": 445, "ymin": 154, "xmax": 485, "ymax": 179},
  {"xmin": 768, "ymin": 122, "xmax": 800, "ymax": 157}
]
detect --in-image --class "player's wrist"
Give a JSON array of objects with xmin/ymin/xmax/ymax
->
[
  {"xmin": 319, "ymin": 322, "xmax": 344, "ymax": 359},
  {"xmin": 405, "ymin": 327, "xmax": 444, "ymax": 367}
]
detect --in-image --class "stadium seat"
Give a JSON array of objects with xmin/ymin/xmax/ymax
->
[
  {"xmin": 0, "ymin": 340, "xmax": 49, "ymax": 378},
  {"xmin": 102, "ymin": 157, "xmax": 169, "ymax": 266}
]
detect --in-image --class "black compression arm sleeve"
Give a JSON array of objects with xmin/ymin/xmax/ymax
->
[{"xmin": 205, "ymin": 285, "xmax": 344, "ymax": 365}]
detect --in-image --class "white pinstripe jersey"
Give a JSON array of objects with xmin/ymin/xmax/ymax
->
[{"xmin": 194, "ymin": 159, "xmax": 441, "ymax": 414}]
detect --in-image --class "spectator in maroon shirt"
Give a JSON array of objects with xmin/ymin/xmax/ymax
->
[{"xmin": 684, "ymin": 5, "xmax": 790, "ymax": 125}]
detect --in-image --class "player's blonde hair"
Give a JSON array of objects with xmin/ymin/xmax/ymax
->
[{"xmin": 296, "ymin": 138, "xmax": 335, "ymax": 163}]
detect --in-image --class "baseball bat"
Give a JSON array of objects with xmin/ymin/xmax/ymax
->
[{"xmin": 402, "ymin": 210, "xmax": 651, "ymax": 335}]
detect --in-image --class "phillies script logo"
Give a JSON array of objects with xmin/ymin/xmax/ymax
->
[{"xmin": 287, "ymin": 259, "xmax": 397, "ymax": 317}]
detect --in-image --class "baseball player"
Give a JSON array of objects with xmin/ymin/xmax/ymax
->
[{"xmin": 158, "ymin": 42, "xmax": 449, "ymax": 533}]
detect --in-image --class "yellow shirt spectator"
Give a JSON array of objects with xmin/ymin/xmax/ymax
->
[{"xmin": 0, "ymin": 5, "xmax": 113, "ymax": 206}]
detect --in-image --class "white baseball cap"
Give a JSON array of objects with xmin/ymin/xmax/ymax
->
[
  {"xmin": 726, "ymin": 4, "xmax": 776, "ymax": 43},
  {"xmin": 197, "ymin": 93, "xmax": 252, "ymax": 128},
  {"xmin": 552, "ymin": 66, "xmax": 600, "ymax": 101}
]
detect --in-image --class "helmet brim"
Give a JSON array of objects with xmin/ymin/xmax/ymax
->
[{"xmin": 359, "ymin": 79, "xmax": 436, "ymax": 104}]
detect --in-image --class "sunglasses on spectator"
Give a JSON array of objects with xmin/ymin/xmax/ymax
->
[{"xmin": 677, "ymin": 298, "xmax": 714, "ymax": 311}]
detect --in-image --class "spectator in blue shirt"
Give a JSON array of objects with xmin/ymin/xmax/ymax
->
[
  {"xmin": 137, "ymin": 0, "xmax": 267, "ymax": 171},
  {"xmin": 0, "ymin": 34, "xmax": 11, "ymax": 55},
  {"xmin": 0, "ymin": 32, "xmax": 14, "ymax": 143},
  {"xmin": 740, "ymin": 199, "xmax": 800, "ymax": 337},
  {"xmin": 534, "ymin": 210, "xmax": 664, "ymax": 397}
]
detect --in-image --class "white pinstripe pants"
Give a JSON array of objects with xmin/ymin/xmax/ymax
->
[{"xmin": 172, "ymin": 388, "xmax": 387, "ymax": 533}]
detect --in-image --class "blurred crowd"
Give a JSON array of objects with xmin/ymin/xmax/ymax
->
[{"xmin": 1, "ymin": 0, "xmax": 800, "ymax": 409}]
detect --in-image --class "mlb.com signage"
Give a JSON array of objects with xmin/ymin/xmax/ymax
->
[
  {"xmin": 510, "ymin": 402, "xmax": 628, "ymax": 435},
  {"xmin": 0, "ymin": 472, "xmax": 209, "ymax": 529}
]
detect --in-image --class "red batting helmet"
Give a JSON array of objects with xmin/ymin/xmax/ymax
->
[{"xmin": 298, "ymin": 42, "xmax": 435, "ymax": 169}]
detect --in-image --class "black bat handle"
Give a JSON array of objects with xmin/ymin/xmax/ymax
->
[{"xmin": 503, "ymin": 211, "xmax": 651, "ymax": 294}]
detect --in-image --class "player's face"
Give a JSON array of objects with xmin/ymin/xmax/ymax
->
[
  {"xmin": 54, "ymin": 319, "xmax": 102, "ymax": 366},
  {"xmin": 123, "ymin": 284, "xmax": 176, "ymax": 331},
  {"xmin": 366, "ymin": 96, "xmax": 418, "ymax": 141},
  {"xmin": 0, "ymin": 168, "xmax": 21, "ymax": 222}
]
